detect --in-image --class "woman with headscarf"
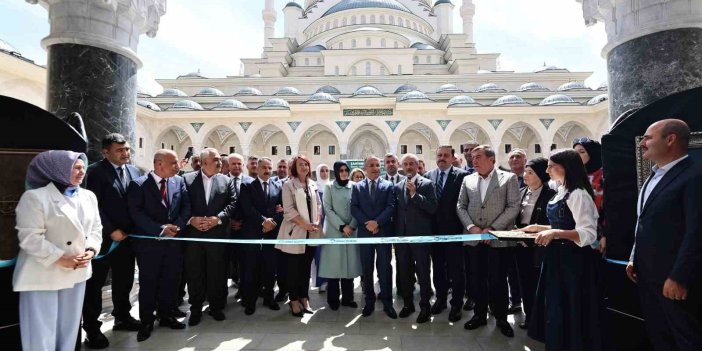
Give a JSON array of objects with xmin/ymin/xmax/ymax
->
[
  {"xmin": 572, "ymin": 137, "xmax": 606, "ymax": 254},
  {"xmin": 513, "ymin": 158, "xmax": 556, "ymax": 330},
  {"xmin": 13, "ymin": 150, "xmax": 102, "ymax": 351},
  {"xmin": 276, "ymin": 155, "xmax": 322, "ymax": 316},
  {"xmin": 312, "ymin": 163, "xmax": 330, "ymax": 292},
  {"xmin": 319, "ymin": 161, "xmax": 362, "ymax": 310}
]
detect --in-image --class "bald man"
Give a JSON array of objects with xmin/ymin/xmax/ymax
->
[
  {"xmin": 627, "ymin": 119, "xmax": 702, "ymax": 350},
  {"xmin": 128, "ymin": 150, "xmax": 191, "ymax": 341}
]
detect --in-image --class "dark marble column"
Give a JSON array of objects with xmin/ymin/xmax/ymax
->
[
  {"xmin": 607, "ymin": 28, "xmax": 702, "ymax": 123},
  {"xmin": 46, "ymin": 44, "xmax": 137, "ymax": 162}
]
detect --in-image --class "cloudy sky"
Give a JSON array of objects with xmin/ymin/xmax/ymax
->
[{"xmin": 0, "ymin": 0, "xmax": 607, "ymax": 88}]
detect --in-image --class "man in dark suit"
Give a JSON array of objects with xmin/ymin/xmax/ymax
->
[
  {"xmin": 238, "ymin": 157, "xmax": 284, "ymax": 315},
  {"xmin": 271, "ymin": 158, "xmax": 289, "ymax": 183},
  {"xmin": 128, "ymin": 149, "xmax": 191, "ymax": 342},
  {"xmin": 351, "ymin": 155, "xmax": 398, "ymax": 319},
  {"xmin": 460, "ymin": 141, "xmax": 479, "ymax": 311},
  {"xmin": 82, "ymin": 133, "xmax": 142, "ymax": 349},
  {"xmin": 394, "ymin": 154, "xmax": 437, "ymax": 324},
  {"xmin": 457, "ymin": 145, "xmax": 520, "ymax": 338},
  {"xmin": 182, "ymin": 148, "xmax": 237, "ymax": 326},
  {"xmin": 226, "ymin": 153, "xmax": 253, "ymax": 297},
  {"xmin": 383, "ymin": 153, "xmax": 405, "ymax": 184},
  {"xmin": 626, "ymin": 119, "xmax": 702, "ymax": 350},
  {"xmin": 425, "ymin": 146, "xmax": 468, "ymax": 322}
]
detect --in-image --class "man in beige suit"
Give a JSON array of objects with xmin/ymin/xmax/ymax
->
[{"xmin": 456, "ymin": 145, "xmax": 520, "ymax": 338}]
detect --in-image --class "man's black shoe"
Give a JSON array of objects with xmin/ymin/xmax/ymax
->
[
  {"xmin": 507, "ymin": 303, "xmax": 522, "ymax": 315},
  {"xmin": 416, "ymin": 308, "xmax": 431, "ymax": 324},
  {"xmin": 209, "ymin": 310, "xmax": 226, "ymax": 321},
  {"xmin": 265, "ymin": 300, "xmax": 280, "ymax": 311},
  {"xmin": 171, "ymin": 307, "xmax": 186, "ymax": 318},
  {"xmin": 244, "ymin": 306, "xmax": 255, "ymax": 315},
  {"xmin": 341, "ymin": 300, "xmax": 358, "ymax": 308},
  {"xmin": 136, "ymin": 322, "xmax": 153, "ymax": 342},
  {"xmin": 328, "ymin": 301, "xmax": 340, "ymax": 311},
  {"xmin": 85, "ymin": 331, "xmax": 109, "ymax": 349},
  {"xmin": 448, "ymin": 307, "xmax": 462, "ymax": 322},
  {"xmin": 462, "ymin": 298, "xmax": 475, "ymax": 311},
  {"xmin": 463, "ymin": 316, "xmax": 487, "ymax": 330},
  {"xmin": 362, "ymin": 304, "xmax": 375, "ymax": 317},
  {"xmin": 113, "ymin": 316, "xmax": 142, "ymax": 331},
  {"xmin": 519, "ymin": 321, "xmax": 528, "ymax": 330},
  {"xmin": 496, "ymin": 319, "xmax": 514, "ymax": 337},
  {"xmin": 188, "ymin": 311, "xmax": 202, "ymax": 326},
  {"xmin": 383, "ymin": 306, "xmax": 398, "ymax": 319},
  {"xmin": 274, "ymin": 291, "xmax": 288, "ymax": 302},
  {"xmin": 158, "ymin": 316, "xmax": 185, "ymax": 329},
  {"xmin": 399, "ymin": 305, "xmax": 415, "ymax": 318},
  {"xmin": 430, "ymin": 300, "xmax": 447, "ymax": 315}
]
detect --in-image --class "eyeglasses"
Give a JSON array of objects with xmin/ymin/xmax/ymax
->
[{"xmin": 572, "ymin": 137, "xmax": 592, "ymax": 145}]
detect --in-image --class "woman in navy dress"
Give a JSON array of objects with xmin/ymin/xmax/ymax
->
[{"xmin": 524, "ymin": 149, "xmax": 609, "ymax": 351}]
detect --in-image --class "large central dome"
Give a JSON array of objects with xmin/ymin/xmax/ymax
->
[{"xmin": 323, "ymin": 0, "xmax": 412, "ymax": 17}]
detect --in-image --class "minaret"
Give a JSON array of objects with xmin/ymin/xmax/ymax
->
[
  {"xmin": 461, "ymin": 0, "xmax": 476, "ymax": 43},
  {"xmin": 262, "ymin": 0, "xmax": 277, "ymax": 47},
  {"xmin": 284, "ymin": 1, "xmax": 303, "ymax": 39},
  {"xmin": 434, "ymin": 0, "xmax": 455, "ymax": 37}
]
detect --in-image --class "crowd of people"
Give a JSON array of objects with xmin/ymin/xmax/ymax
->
[{"xmin": 10, "ymin": 118, "xmax": 701, "ymax": 351}]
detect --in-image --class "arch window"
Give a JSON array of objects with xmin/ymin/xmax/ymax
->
[
  {"xmin": 534, "ymin": 144, "xmax": 542, "ymax": 154},
  {"xmin": 389, "ymin": 15, "xmax": 394, "ymax": 25},
  {"xmin": 333, "ymin": 19, "xmax": 338, "ymax": 28},
  {"xmin": 361, "ymin": 15, "xmax": 366, "ymax": 24},
  {"xmin": 325, "ymin": 22, "xmax": 330, "ymax": 30},
  {"xmin": 414, "ymin": 56, "xmax": 419, "ymax": 64},
  {"xmin": 342, "ymin": 17, "xmax": 347, "ymax": 26},
  {"xmin": 351, "ymin": 39, "xmax": 357, "ymax": 48},
  {"xmin": 317, "ymin": 58, "xmax": 322, "ymax": 65},
  {"xmin": 426, "ymin": 56, "xmax": 431, "ymax": 64},
  {"xmin": 366, "ymin": 38, "xmax": 371, "ymax": 47},
  {"xmin": 380, "ymin": 66, "xmax": 386, "ymax": 75},
  {"xmin": 412, "ymin": 22, "xmax": 417, "ymax": 30},
  {"xmin": 339, "ymin": 42, "xmax": 344, "ymax": 49},
  {"xmin": 304, "ymin": 58, "xmax": 310, "ymax": 66},
  {"xmin": 370, "ymin": 15, "xmax": 375, "ymax": 23},
  {"xmin": 394, "ymin": 41, "xmax": 399, "ymax": 48},
  {"xmin": 381, "ymin": 38, "xmax": 386, "ymax": 48},
  {"xmin": 366, "ymin": 62, "xmax": 371, "ymax": 75},
  {"xmin": 380, "ymin": 15, "xmax": 385, "ymax": 24},
  {"xmin": 334, "ymin": 66, "xmax": 340, "ymax": 75},
  {"xmin": 351, "ymin": 16, "xmax": 357, "ymax": 25},
  {"xmin": 398, "ymin": 64, "xmax": 402, "ymax": 74}
]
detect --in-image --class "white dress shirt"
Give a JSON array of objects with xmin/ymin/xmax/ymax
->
[
  {"xmin": 638, "ymin": 155, "xmax": 689, "ymax": 215},
  {"xmin": 549, "ymin": 186, "xmax": 599, "ymax": 247},
  {"xmin": 202, "ymin": 172, "xmax": 215, "ymax": 205},
  {"xmin": 386, "ymin": 173, "xmax": 400, "ymax": 184},
  {"xmin": 478, "ymin": 168, "xmax": 496, "ymax": 203}
]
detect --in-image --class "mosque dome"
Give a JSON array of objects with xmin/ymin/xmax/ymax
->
[
  {"xmin": 259, "ymin": 98, "xmax": 290, "ymax": 109},
  {"xmin": 394, "ymin": 84, "xmax": 418, "ymax": 94},
  {"xmin": 352, "ymin": 85, "xmax": 384, "ymax": 97},
  {"xmin": 301, "ymin": 44, "xmax": 327, "ymax": 52},
  {"xmin": 476, "ymin": 83, "xmax": 506, "ymax": 93},
  {"xmin": 410, "ymin": 42, "xmax": 436, "ymax": 50},
  {"xmin": 178, "ymin": 71, "xmax": 206, "ymax": 79},
  {"xmin": 519, "ymin": 82, "xmax": 549, "ymax": 92},
  {"xmin": 137, "ymin": 100, "xmax": 161, "ymax": 111},
  {"xmin": 436, "ymin": 84, "xmax": 463, "ymax": 93},
  {"xmin": 597, "ymin": 82, "xmax": 608, "ymax": 91},
  {"xmin": 587, "ymin": 94, "xmax": 608, "ymax": 105},
  {"xmin": 284, "ymin": 1, "xmax": 303, "ymax": 9},
  {"xmin": 399, "ymin": 90, "xmax": 433, "ymax": 102},
  {"xmin": 275, "ymin": 87, "xmax": 302, "ymax": 96},
  {"xmin": 213, "ymin": 99, "xmax": 248, "ymax": 110},
  {"xmin": 169, "ymin": 100, "xmax": 204, "ymax": 111},
  {"xmin": 557, "ymin": 82, "xmax": 590, "ymax": 91},
  {"xmin": 235, "ymin": 87, "xmax": 263, "ymax": 96},
  {"xmin": 539, "ymin": 94, "xmax": 577, "ymax": 106},
  {"xmin": 323, "ymin": 0, "xmax": 411, "ymax": 17},
  {"xmin": 492, "ymin": 95, "xmax": 528, "ymax": 106},
  {"xmin": 317, "ymin": 85, "xmax": 341, "ymax": 94},
  {"xmin": 306, "ymin": 92, "xmax": 340, "ymax": 103},
  {"xmin": 447, "ymin": 95, "xmax": 479, "ymax": 107},
  {"xmin": 195, "ymin": 87, "xmax": 225, "ymax": 97},
  {"xmin": 159, "ymin": 88, "xmax": 188, "ymax": 97}
]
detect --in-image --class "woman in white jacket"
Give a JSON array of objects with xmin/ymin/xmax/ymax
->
[{"xmin": 13, "ymin": 150, "xmax": 102, "ymax": 351}]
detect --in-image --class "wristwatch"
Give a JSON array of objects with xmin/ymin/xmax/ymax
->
[{"xmin": 85, "ymin": 247, "xmax": 97, "ymax": 257}]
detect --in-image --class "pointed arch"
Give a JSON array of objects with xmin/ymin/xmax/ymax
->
[
  {"xmin": 397, "ymin": 122, "xmax": 440, "ymax": 157},
  {"xmin": 298, "ymin": 123, "xmax": 341, "ymax": 167},
  {"xmin": 201, "ymin": 125, "xmax": 243, "ymax": 155},
  {"xmin": 498, "ymin": 121, "xmax": 546, "ymax": 163},
  {"xmin": 249, "ymin": 124, "xmax": 291, "ymax": 159},
  {"xmin": 348, "ymin": 123, "xmax": 391, "ymax": 160}
]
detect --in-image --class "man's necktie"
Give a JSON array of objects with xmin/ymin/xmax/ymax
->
[
  {"xmin": 436, "ymin": 171, "xmax": 444, "ymax": 200},
  {"xmin": 370, "ymin": 180, "xmax": 376, "ymax": 201},
  {"xmin": 263, "ymin": 181, "xmax": 269, "ymax": 203},
  {"xmin": 233, "ymin": 176, "xmax": 239, "ymax": 197},
  {"xmin": 159, "ymin": 178, "xmax": 169, "ymax": 208},
  {"xmin": 117, "ymin": 166, "xmax": 126, "ymax": 190}
]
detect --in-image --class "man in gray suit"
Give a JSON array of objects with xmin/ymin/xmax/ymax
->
[
  {"xmin": 183, "ymin": 148, "xmax": 237, "ymax": 326},
  {"xmin": 394, "ymin": 154, "xmax": 437, "ymax": 324},
  {"xmin": 457, "ymin": 145, "xmax": 520, "ymax": 337}
]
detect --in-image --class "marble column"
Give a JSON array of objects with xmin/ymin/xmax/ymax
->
[
  {"xmin": 578, "ymin": 0, "xmax": 702, "ymax": 122},
  {"xmin": 27, "ymin": 0, "xmax": 167, "ymax": 161}
]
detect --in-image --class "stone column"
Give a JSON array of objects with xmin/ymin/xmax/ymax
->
[
  {"xmin": 460, "ymin": 0, "xmax": 476, "ymax": 43},
  {"xmin": 27, "ymin": 0, "xmax": 167, "ymax": 161},
  {"xmin": 577, "ymin": 0, "xmax": 702, "ymax": 122}
]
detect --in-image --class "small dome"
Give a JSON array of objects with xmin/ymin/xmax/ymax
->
[
  {"xmin": 519, "ymin": 82, "xmax": 549, "ymax": 92},
  {"xmin": 178, "ymin": 71, "xmax": 206, "ymax": 79},
  {"xmin": 539, "ymin": 94, "xmax": 577, "ymax": 106},
  {"xmin": 323, "ymin": 0, "xmax": 411, "ymax": 17},
  {"xmin": 159, "ymin": 88, "xmax": 188, "ymax": 97},
  {"xmin": 434, "ymin": 0, "xmax": 453, "ymax": 5},
  {"xmin": 306, "ymin": 92, "xmax": 339, "ymax": 104},
  {"xmin": 410, "ymin": 42, "xmax": 436, "ymax": 50},
  {"xmin": 259, "ymin": 98, "xmax": 290, "ymax": 110},
  {"xmin": 275, "ymin": 87, "xmax": 302, "ymax": 96},
  {"xmin": 137, "ymin": 100, "xmax": 161, "ymax": 111},
  {"xmin": 476, "ymin": 83, "xmax": 506, "ymax": 93},
  {"xmin": 352, "ymin": 85, "xmax": 384, "ymax": 97},
  {"xmin": 394, "ymin": 84, "xmax": 418, "ymax": 94},
  {"xmin": 195, "ymin": 87, "xmax": 225, "ymax": 97},
  {"xmin": 0, "ymin": 38, "xmax": 19, "ymax": 54},
  {"xmin": 284, "ymin": 1, "xmax": 303, "ymax": 9},
  {"xmin": 558, "ymin": 82, "xmax": 590, "ymax": 91},
  {"xmin": 448, "ymin": 95, "xmax": 479, "ymax": 107},
  {"xmin": 213, "ymin": 99, "xmax": 248, "ymax": 110},
  {"xmin": 301, "ymin": 44, "xmax": 327, "ymax": 52},
  {"xmin": 399, "ymin": 90, "xmax": 433, "ymax": 102},
  {"xmin": 492, "ymin": 95, "xmax": 528, "ymax": 106},
  {"xmin": 535, "ymin": 65, "xmax": 569, "ymax": 73},
  {"xmin": 317, "ymin": 85, "xmax": 341, "ymax": 94},
  {"xmin": 597, "ymin": 82, "xmax": 608, "ymax": 91},
  {"xmin": 587, "ymin": 94, "xmax": 608, "ymax": 105},
  {"xmin": 235, "ymin": 87, "xmax": 263, "ymax": 96},
  {"xmin": 436, "ymin": 84, "xmax": 463, "ymax": 93},
  {"xmin": 169, "ymin": 100, "xmax": 204, "ymax": 111}
]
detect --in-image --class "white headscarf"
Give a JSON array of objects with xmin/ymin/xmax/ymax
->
[{"xmin": 315, "ymin": 163, "xmax": 330, "ymax": 191}]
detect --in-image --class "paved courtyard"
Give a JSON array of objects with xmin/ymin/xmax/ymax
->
[{"xmin": 90, "ymin": 278, "xmax": 545, "ymax": 351}]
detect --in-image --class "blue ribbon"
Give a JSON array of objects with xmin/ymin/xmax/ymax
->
[
  {"xmin": 605, "ymin": 258, "xmax": 630, "ymax": 266},
  {"xmin": 0, "ymin": 257, "xmax": 17, "ymax": 269},
  {"xmin": 128, "ymin": 233, "xmax": 496, "ymax": 245},
  {"xmin": 94, "ymin": 242, "xmax": 120, "ymax": 260}
]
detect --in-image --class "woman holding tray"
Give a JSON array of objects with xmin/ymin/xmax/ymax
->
[
  {"xmin": 514, "ymin": 157, "xmax": 556, "ymax": 330},
  {"xmin": 524, "ymin": 149, "xmax": 609, "ymax": 351}
]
